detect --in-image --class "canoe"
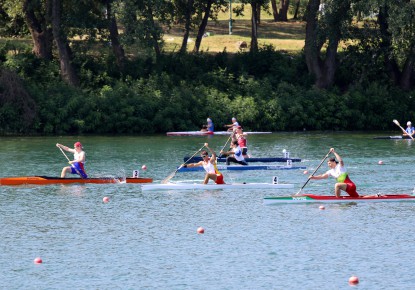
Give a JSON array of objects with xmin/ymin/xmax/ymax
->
[
  {"xmin": 184, "ymin": 156, "xmax": 301, "ymax": 163},
  {"xmin": 178, "ymin": 165, "xmax": 306, "ymax": 172},
  {"xmin": 213, "ymin": 131, "xmax": 272, "ymax": 135},
  {"xmin": 373, "ymin": 136, "xmax": 412, "ymax": 139},
  {"xmin": 166, "ymin": 131, "xmax": 272, "ymax": 136},
  {"xmin": 166, "ymin": 131, "xmax": 214, "ymax": 136},
  {"xmin": 142, "ymin": 182, "xmax": 294, "ymax": 191},
  {"xmin": 263, "ymin": 194, "xmax": 415, "ymax": 204},
  {"xmin": 0, "ymin": 176, "xmax": 153, "ymax": 186}
]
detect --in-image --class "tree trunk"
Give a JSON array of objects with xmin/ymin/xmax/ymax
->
[
  {"xmin": 304, "ymin": 0, "xmax": 322, "ymax": 80},
  {"xmin": 23, "ymin": 0, "xmax": 53, "ymax": 60},
  {"xmin": 250, "ymin": 2, "xmax": 258, "ymax": 53},
  {"xmin": 256, "ymin": 4, "xmax": 261, "ymax": 24},
  {"xmin": 145, "ymin": 5, "xmax": 161, "ymax": 58},
  {"xmin": 105, "ymin": 0, "xmax": 126, "ymax": 70},
  {"xmin": 180, "ymin": 0, "xmax": 194, "ymax": 54},
  {"xmin": 270, "ymin": 0, "xmax": 278, "ymax": 21},
  {"xmin": 193, "ymin": 0, "xmax": 213, "ymax": 53},
  {"xmin": 276, "ymin": 0, "xmax": 289, "ymax": 22},
  {"xmin": 304, "ymin": 0, "xmax": 347, "ymax": 89},
  {"xmin": 51, "ymin": 0, "xmax": 79, "ymax": 86},
  {"xmin": 400, "ymin": 52, "xmax": 415, "ymax": 90},
  {"xmin": 378, "ymin": 5, "xmax": 401, "ymax": 86},
  {"xmin": 293, "ymin": 0, "xmax": 300, "ymax": 19}
]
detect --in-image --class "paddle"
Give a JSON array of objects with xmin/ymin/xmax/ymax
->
[
  {"xmin": 393, "ymin": 119, "xmax": 414, "ymax": 140},
  {"xmin": 161, "ymin": 145, "xmax": 205, "ymax": 184},
  {"xmin": 58, "ymin": 146, "xmax": 84, "ymax": 178},
  {"xmin": 295, "ymin": 150, "xmax": 331, "ymax": 195},
  {"xmin": 218, "ymin": 134, "xmax": 233, "ymax": 157}
]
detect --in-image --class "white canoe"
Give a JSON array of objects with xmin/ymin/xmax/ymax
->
[
  {"xmin": 166, "ymin": 131, "xmax": 272, "ymax": 136},
  {"xmin": 142, "ymin": 182, "xmax": 294, "ymax": 191}
]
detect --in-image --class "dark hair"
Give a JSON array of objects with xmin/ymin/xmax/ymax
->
[
  {"xmin": 329, "ymin": 157, "xmax": 338, "ymax": 164},
  {"xmin": 232, "ymin": 140, "xmax": 238, "ymax": 145},
  {"xmin": 201, "ymin": 150, "xmax": 208, "ymax": 156}
]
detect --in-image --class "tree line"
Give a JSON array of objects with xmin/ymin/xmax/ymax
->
[{"xmin": 0, "ymin": 0, "xmax": 414, "ymax": 135}]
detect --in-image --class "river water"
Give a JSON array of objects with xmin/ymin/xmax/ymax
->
[{"xmin": 1, "ymin": 132, "xmax": 415, "ymax": 289}]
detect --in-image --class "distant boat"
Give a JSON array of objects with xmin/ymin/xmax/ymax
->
[
  {"xmin": 373, "ymin": 135, "xmax": 412, "ymax": 140},
  {"xmin": 166, "ymin": 131, "xmax": 272, "ymax": 136},
  {"xmin": 184, "ymin": 156, "xmax": 301, "ymax": 163},
  {"xmin": 178, "ymin": 165, "xmax": 306, "ymax": 172}
]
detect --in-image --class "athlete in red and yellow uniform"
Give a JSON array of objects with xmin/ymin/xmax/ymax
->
[
  {"xmin": 310, "ymin": 148, "xmax": 359, "ymax": 198},
  {"xmin": 182, "ymin": 143, "xmax": 225, "ymax": 184}
]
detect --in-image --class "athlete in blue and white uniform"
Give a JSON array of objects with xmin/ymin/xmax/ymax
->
[
  {"xmin": 220, "ymin": 140, "xmax": 248, "ymax": 165},
  {"xmin": 225, "ymin": 117, "xmax": 239, "ymax": 131},
  {"xmin": 201, "ymin": 117, "xmax": 214, "ymax": 132},
  {"xmin": 56, "ymin": 142, "xmax": 88, "ymax": 178},
  {"xmin": 404, "ymin": 121, "xmax": 415, "ymax": 137}
]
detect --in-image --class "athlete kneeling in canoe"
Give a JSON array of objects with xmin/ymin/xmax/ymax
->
[
  {"xmin": 181, "ymin": 143, "xmax": 225, "ymax": 184},
  {"xmin": 309, "ymin": 148, "xmax": 359, "ymax": 198},
  {"xmin": 56, "ymin": 142, "xmax": 88, "ymax": 178}
]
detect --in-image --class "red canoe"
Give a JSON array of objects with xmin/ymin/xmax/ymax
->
[
  {"xmin": 264, "ymin": 194, "xmax": 415, "ymax": 204},
  {"xmin": 0, "ymin": 176, "xmax": 153, "ymax": 186}
]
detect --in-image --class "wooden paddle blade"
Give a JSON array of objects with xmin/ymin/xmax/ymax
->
[
  {"xmin": 393, "ymin": 119, "xmax": 400, "ymax": 126},
  {"xmin": 161, "ymin": 168, "xmax": 179, "ymax": 184}
]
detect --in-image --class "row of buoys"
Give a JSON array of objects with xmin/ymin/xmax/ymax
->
[{"xmin": 34, "ymin": 161, "xmax": 359, "ymax": 287}]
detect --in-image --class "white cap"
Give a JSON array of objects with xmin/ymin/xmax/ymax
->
[{"xmin": 407, "ymin": 121, "xmax": 412, "ymax": 126}]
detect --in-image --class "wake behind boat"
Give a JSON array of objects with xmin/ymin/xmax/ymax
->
[
  {"xmin": 178, "ymin": 164, "xmax": 306, "ymax": 172},
  {"xmin": 0, "ymin": 176, "xmax": 153, "ymax": 186},
  {"xmin": 184, "ymin": 156, "xmax": 301, "ymax": 163},
  {"xmin": 142, "ymin": 182, "xmax": 294, "ymax": 191},
  {"xmin": 264, "ymin": 194, "xmax": 415, "ymax": 204}
]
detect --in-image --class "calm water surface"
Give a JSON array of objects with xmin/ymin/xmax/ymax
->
[{"xmin": 1, "ymin": 132, "xmax": 415, "ymax": 289}]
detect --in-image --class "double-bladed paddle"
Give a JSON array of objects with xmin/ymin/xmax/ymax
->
[
  {"xmin": 161, "ymin": 145, "xmax": 205, "ymax": 184},
  {"xmin": 393, "ymin": 119, "xmax": 414, "ymax": 140},
  {"xmin": 295, "ymin": 150, "xmax": 331, "ymax": 195}
]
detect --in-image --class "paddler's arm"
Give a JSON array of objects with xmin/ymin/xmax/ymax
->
[
  {"xmin": 204, "ymin": 143, "xmax": 217, "ymax": 160},
  {"xmin": 56, "ymin": 143, "xmax": 75, "ymax": 153},
  {"xmin": 182, "ymin": 161, "xmax": 203, "ymax": 168},
  {"xmin": 330, "ymin": 148, "xmax": 344, "ymax": 166},
  {"xmin": 310, "ymin": 173, "xmax": 329, "ymax": 180}
]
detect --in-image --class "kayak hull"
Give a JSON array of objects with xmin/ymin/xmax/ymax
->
[
  {"xmin": 264, "ymin": 194, "xmax": 415, "ymax": 204},
  {"xmin": 0, "ymin": 176, "xmax": 153, "ymax": 186},
  {"xmin": 142, "ymin": 182, "xmax": 294, "ymax": 191},
  {"xmin": 184, "ymin": 156, "xmax": 301, "ymax": 163},
  {"xmin": 373, "ymin": 136, "xmax": 412, "ymax": 139},
  {"xmin": 167, "ymin": 131, "xmax": 272, "ymax": 136},
  {"xmin": 178, "ymin": 165, "xmax": 306, "ymax": 172}
]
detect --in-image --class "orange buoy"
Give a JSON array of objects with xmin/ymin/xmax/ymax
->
[
  {"xmin": 34, "ymin": 257, "xmax": 42, "ymax": 264},
  {"xmin": 348, "ymin": 275, "xmax": 359, "ymax": 285},
  {"xmin": 197, "ymin": 227, "xmax": 205, "ymax": 234},
  {"xmin": 103, "ymin": 196, "xmax": 110, "ymax": 203}
]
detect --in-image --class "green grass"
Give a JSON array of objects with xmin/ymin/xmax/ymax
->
[
  {"xmin": 164, "ymin": 5, "xmax": 305, "ymax": 53},
  {"xmin": 0, "ymin": 5, "xmax": 306, "ymax": 55}
]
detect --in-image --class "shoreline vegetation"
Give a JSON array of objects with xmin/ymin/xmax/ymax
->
[{"xmin": 0, "ymin": 2, "xmax": 414, "ymax": 135}]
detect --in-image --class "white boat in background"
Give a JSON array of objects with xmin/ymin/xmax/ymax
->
[
  {"xmin": 166, "ymin": 131, "xmax": 272, "ymax": 136},
  {"xmin": 142, "ymin": 182, "xmax": 294, "ymax": 191}
]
